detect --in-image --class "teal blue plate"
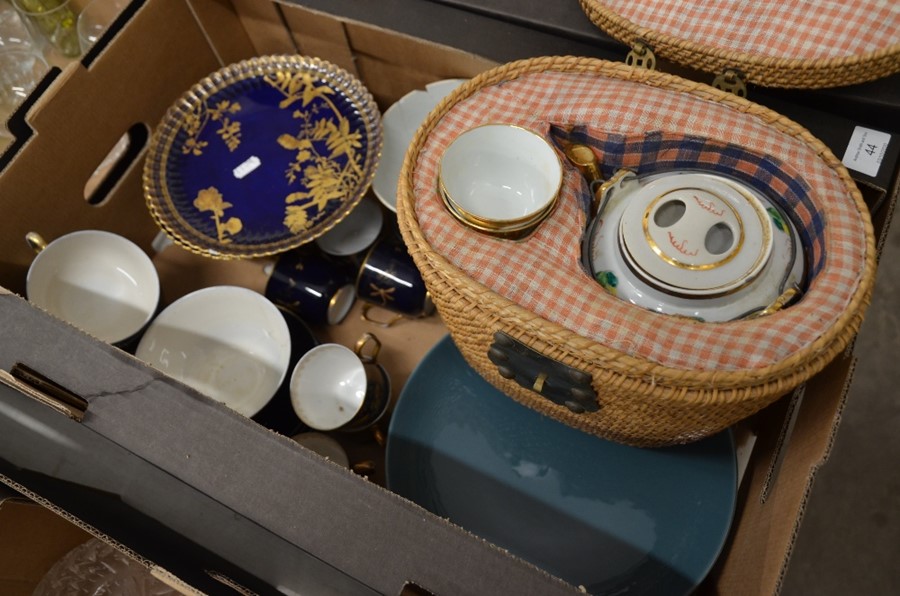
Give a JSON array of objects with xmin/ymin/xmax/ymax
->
[
  {"xmin": 144, "ymin": 55, "xmax": 382, "ymax": 259},
  {"xmin": 386, "ymin": 335, "xmax": 737, "ymax": 594}
]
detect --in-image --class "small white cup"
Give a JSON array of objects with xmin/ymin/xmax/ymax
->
[
  {"xmin": 135, "ymin": 286, "xmax": 291, "ymax": 417},
  {"xmin": 439, "ymin": 123, "xmax": 562, "ymax": 239},
  {"xmin": 26, "ymin": 230, "xmax": 160, "ymax": 346},
  {"xmin": 289, "ymin": 333, "xmax": 390, "ymax": 432}
]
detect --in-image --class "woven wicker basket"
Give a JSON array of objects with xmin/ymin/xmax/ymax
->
[
  {"xmin": 396, "ymin": 56, "xmax": 877, "ymax": 447},
  {"xmin": 579, "ymin": 0, "xmax": 900, "ymax": 88}
]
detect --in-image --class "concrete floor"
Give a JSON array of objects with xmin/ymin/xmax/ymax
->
[{"xmin": 781, "ymin": 206, "xmax": 900, "ymax": 594}]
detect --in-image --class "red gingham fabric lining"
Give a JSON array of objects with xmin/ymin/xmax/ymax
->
[
  {"xmin": 411, "ymin": 71, "xmax": 868, "ymax": 372},
  {"xmin": 601, "ymin": 0, "xmax": 900, "ymax": 61}
]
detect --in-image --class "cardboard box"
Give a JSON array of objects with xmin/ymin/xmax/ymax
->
[
  {"xmin": 0, "ymin": 1, "xmax": 897, "ymax": 594},
  {"xmin": 0, "ymin": 495, "xmax": 92, "ymax": 596}
]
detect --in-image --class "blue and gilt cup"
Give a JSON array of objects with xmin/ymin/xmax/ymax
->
[
  {"xmin": 264, "ymin": 246, "xmax": 357, "ymax": 327},
  {"xmin": 355, "ymin": 234, "xmax": 434, "ymax": 326}
]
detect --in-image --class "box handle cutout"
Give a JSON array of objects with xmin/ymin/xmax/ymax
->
[
  {"xmin": 0, "ymin": 363, "xmax": 88, "ymax": 422},
  {"xmin": 400, "ymin": 582, "xmax": 436, "ymax": 596},
  {"xmin": 84, "ymin": 123, "xmax": 149, "ymax": 206}
]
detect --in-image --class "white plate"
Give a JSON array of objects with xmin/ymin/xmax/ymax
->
[{"xmin": 372, "ymin": 79, "xmax": 467, "ymax": 212}]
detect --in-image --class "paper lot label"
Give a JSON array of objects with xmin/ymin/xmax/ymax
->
[{"xmin": 842, "ymin": 126, "xmax": 891, "ymax": 178}]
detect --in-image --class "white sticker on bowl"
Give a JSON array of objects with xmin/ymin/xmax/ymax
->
[
  {"xmin": 842, "ymin": 126, "xmax": 890, "ymax": 178},
  {"xmin": 233, "ymin": 155, "xmax": 261, "ymax": 179}
]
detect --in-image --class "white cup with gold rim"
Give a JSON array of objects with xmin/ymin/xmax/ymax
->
[
  {"xmin": 438, "ymin": 123, "xmax": 563, "ymax": 240},
  {"xmin": 289, "ymin": 333, "xmax": 390, "ymax": 433}
]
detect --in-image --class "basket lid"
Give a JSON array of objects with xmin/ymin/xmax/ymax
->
[{"xmin": 579, "ymin": 0, "xmax": 900, "ymax": 88}]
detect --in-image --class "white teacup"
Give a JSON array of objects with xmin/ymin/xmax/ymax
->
[
  {"xmin": 135, "ymin": 286, "xmax": 291, "ymax": 417},
  {"xmin": 439, "ymin": 123, "xmax": 563, "ymax": 239},
  {"xmin": 289, "ymin": 333, "xmax": 390, "ymax": 432},
  {"xmin": 26, "ymin": 230, "xmax": 160, "ymax": 346}
]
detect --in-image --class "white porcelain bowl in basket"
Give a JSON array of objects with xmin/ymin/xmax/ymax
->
[{"xmin": 439, "ymin": 123, "xmax": 563, "ymax": 239}]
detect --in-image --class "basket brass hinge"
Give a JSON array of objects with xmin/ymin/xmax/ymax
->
[
  {"xmin": 625, "ymin": 40, "xmax": 657, "ymax": 71},
  {"xmin": 0, "ymin": 363, "xmax": 88, "ymax": 422},
  {"xmin": 712, "ymin": 69, "xmax": 748, "ymax": 98}
]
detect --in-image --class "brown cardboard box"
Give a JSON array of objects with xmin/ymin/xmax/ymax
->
[
  {"xmin": 0, "ymin": 0, "xmax": 896, "ymax": 594},
  {"xmin": 0, "ymin": 497, "xmax": 92, "ymax": 596}
]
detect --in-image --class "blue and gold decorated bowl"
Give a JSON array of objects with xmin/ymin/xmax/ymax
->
[{"xmin": 143, "ymin": 55, "xmax": 383, "ymax": 259}]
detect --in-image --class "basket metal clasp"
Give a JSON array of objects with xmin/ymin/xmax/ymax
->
[
  {"xmin": 712, "ymin": 69, "xmax": 748, "ymax": 98},
  {"xmin": 626, "ymin": 40, "xmax": 657, "ymax": 71},
  {"xmin": 488, "ymin": 332, "xmax": 599, "ymax": 414}
]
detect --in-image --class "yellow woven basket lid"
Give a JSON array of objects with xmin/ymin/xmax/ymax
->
[{"xmin": 579, "ymin": 0, "xmax": 900, "ymax": 88}]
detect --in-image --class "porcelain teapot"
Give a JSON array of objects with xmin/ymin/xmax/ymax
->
[{"xmin": 569, "ymin": 146, "xmax": 806, "ymax": 322}]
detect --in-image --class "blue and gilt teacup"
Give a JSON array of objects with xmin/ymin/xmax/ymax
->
[
  {"xmin": 265, "ymin": 246, "xmax": 357, "ymax": 326},
  {"xmin": 290, "ymin": 333, "xmax": 390, "ymax": 433},
  {"xmin": 356, "ymin": 234, "xmax": 434, "ymax": 325}
]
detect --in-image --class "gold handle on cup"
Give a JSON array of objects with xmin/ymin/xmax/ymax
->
[
  {"xmin": 564, "ymin": 144, "xmax": 601, "ymax": 184},
  {"xmin": 354, "ymin": 332, "xmax": 381, "ymax": 363},
  {"xmin": 360, "ymin": 303, "xmax": 404, "ymax": 328},
  {"xmin": 25, "ymin": 232, "xmax": 47, "ymax": 254},
  {"xmin": 352, "ymin": 459, "xmax": 377, "ymax": 476},
  {"xmin": 564, "ymin": 143, "xmax": 607, "ymax": 216},
  {"xmin": 564, "ymin": 143, "xmax": 635, "ymax": 219}
]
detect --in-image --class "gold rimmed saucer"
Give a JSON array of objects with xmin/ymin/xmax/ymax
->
[{"xmin": 143, "ymin": 55, "xmax": 382, "ymax": 259}]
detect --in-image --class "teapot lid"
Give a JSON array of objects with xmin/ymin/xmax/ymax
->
[{"xmin": 618, "ymin": 174, "xmax": 773, "ymax": 296}]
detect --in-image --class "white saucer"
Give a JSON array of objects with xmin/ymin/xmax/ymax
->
[
  {"xmin": 315, "ymin": 196, "xmax": 384, "ymax": 256},
  {"xmin": 586, "ymin": 170, "xmax": 805, "ymax": 321},
  {"xmin": 372, "ymin": 79, "xmax": 467, "ymax": 212}
]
